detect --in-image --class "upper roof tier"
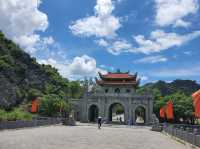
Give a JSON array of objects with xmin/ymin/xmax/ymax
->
[
  {"xmin": 96, "ymin": 70, "xmax": 140, "ymax": 87},
  {"xmin": 98, "ymin": 70, "xmax": 137, "ymax": 80}
]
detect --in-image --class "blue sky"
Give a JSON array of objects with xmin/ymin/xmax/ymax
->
[{"xmin": 0, "ymin": 0, "xmax": 200, "ymax": 84}]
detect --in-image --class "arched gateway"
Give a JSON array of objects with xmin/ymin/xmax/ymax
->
[
  {"xmin": 108, "ymin": 103, "xmax": 125, "ymax": 123},
  {"xmin": 72, "ymin": 70, "xmax": 154, "ymax": 125},
  {"xmin": 88, "ymin": 105, "xmax": 99, "ymax": 122}
]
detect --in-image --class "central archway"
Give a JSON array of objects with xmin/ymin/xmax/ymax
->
[
  {"xmin": 108, "ymin": 103, "xmax": 125, "ymax": 124},
  {"xmin": 135, "ymin": 106, "xmax": 146, "ymax": 124},
  {"xmin": 88, "ymin": 105, "xmax": 99, "ymax": 122}
]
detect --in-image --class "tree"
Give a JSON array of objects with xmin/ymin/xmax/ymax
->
[
  {"xmin": 163, "ymin": 92, "xmax": 193, "ymax": 123},
  {"xmin": 70, "ymin": 81, "xmax": 83, "ymax": 99},
  {"xmin": 137, "ymin": 87, "xmax": 162, "ymax": 117},
  {"xmin": 27, "ymin": 88, "xmax": 42, "ymax": 100},
  {"xmin": 39, "ymin": 94, "xmax": 70, "ymax": 117},
  {"xmin": 153, "ymin": 92, "xmax": 194, "ymax": 123}
]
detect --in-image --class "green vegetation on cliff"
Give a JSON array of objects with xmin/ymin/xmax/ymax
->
[{"xmin": 0, "ymin": 31, "xmax": 83, "ymax": 110}]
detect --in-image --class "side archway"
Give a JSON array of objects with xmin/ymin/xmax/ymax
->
[
  {"xmin": 108, "ymin": 103, "xmax": 125, "ymax": 123},
  {"xmin": 135, "ymin": 106, "xmax": 146, "ymax": 124},
  {"xmin": 88, "ymin": 105, "xmax": 99, "ymax": 122}
]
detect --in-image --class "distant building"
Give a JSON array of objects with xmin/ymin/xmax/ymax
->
[{"xmin": 72, "ymin": 70, "xmax": 155, "ymax": 125}]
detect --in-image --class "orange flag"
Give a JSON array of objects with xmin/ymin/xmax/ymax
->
[
  {"xmin": 31, "ymin": 98, "xmax": 38, "ymax": 113},
  {"xmin": 195, "ymin": 99, "xmax": 200, "ymax": 118},
  {"xmin": 192, "ymin": 89, "xmax": 200, "ymax": 100},
  {"xmin": 192, "ymin": 90, "xmax": 200, "ymax": 118},
  {"xmin": 166, "ymin": 100, "xmax": 174, "ymax": 120},
  {"xmin": 159, "ymin": 107, "xmax": 165, "ymax": 118}
]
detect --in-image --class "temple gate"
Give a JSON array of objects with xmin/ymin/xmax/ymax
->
[{"xmin": 72, "ymin": 70, "xmax": 154, "ymax": 125}]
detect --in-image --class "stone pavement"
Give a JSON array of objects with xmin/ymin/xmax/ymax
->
[{"xmin": 0, "ymin": 123, "xmax": 192, "ymax": 149}]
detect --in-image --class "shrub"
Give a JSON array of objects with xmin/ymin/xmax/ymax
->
[
  {"xmin": 0, "ymin": 108, "xmax": 32, "ymax": 121},
  {"xmin": 0, "ymin": 109, "xmax": 7, "ymax": 121},
  {"xmin": 39, "ymin": 94, "xmax": 70, "ymax": 117}
]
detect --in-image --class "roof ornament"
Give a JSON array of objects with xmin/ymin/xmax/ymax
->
[
  {"xmin": 135, "ymin": 72, "xmax": 138, "ymax": 77},
  {"xmin": 116, "ymin": 69, "xmax": 121, "ymax": 73},
  {"xmin": 98, "ymin": 72, "xmax": 102, "ymax": 76}
]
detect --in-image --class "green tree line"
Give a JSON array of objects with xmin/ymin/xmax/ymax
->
[{"xmin": 137, "ymin": 83, "xmax": 197, "ymax": 123}]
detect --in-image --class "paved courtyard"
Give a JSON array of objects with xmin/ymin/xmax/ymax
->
[{"xmin": 0, "ymin": 124, "xmax": 191, "ymax": 149}]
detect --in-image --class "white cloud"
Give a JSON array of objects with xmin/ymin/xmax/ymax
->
[
  {"xmin": 95, "ymin": 39, "xmax": 109, "ymax": 47},
  {"xmin": 152, "ymin": 64, "xmax": 200, "ymax": 77},
  {"xmin": 155, "ymin": 0, "xmax": 199, "ymax": 27},
  {"xmin": 99, "ymin": 64, "xmax": 114, "ymax": 71},
  {"xmin": 140, "ymin": 76, "xmax": 149, "ymax": 81},
  {"xmin": 183, "ymin": 51, "xmax": 192, "ymax": 55},
  {"xmin": 101, "ymin": 30, "xmax": 200, "ymax": 55},
  {"xmin": 68, "ymin": 55, "xmax": 104, "ymax": 76},
  {"xmin": 0, "ymin": 0, "xmax": 49, "ymax": 53},
  {"xmin": 13, "ymin": 34, "xmax": 40, "ymax": 53},
  {"xmin": 95, "ymin": 0, "xmax": 114, "ymax": 16},
  {"xmin": 38, "ymin": 55, "xmax": 106, "ymax": 79},
  {"xmin": 173, "ymin": 19, "xmax": 191, "ymax": 28},
  {"xmin": 108, "ymin": 39, "xmax": 132, "ymax": 55},
  {"xmin": 131, "ymin": 30, "xmax": 200, "ymax": 54},
  {"xmin": 134, "ymin": 55, "xmax": 168, "ymax": 64},
  {"xmin": 137, "ymin": 75, "xmax": 149, "ymax": 84},
  {"xmin": 14, "ymin": 35, "xmax": 55, "ymax": 53},
  {"xmin": 42, "ymin": 36, "xmax": 54, "ymax": 45},
  {"xmin": 35, "ymin": 36, "xmax": 55, "ymax": 52},
  {"xmin": 69, "ymin": 0, "xmax": 121, "ymax": 37}
]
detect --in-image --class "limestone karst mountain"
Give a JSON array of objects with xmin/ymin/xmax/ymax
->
[{"xmin": 0, "ymin": 31, "xmax": 83, "ymax": 110}]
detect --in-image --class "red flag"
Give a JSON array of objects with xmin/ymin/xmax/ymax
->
[
  {"xmin": 166, "ymin": 100, "xmax": 174, "ymax": 119},
  {"xmin": 195, "ymin": 98, "xmax": 200, "ymax": 118},
  {"xmin": 192, "ymin": 89, "xmax": 200, "ymax": 100},
  {"xmin": 195, "ymin": 99, "xmax": 200, "ymax": 118},
  {"xmin": 192, "ymin": 90, "xmax": 200, "ymax": 118},
  {"xmin": 31, "ymin": 98, "xmax": 38, "ymax": 113},
  {"xmin": 159, "ymin": 107, "xmax": 165, "ymax": 118}
]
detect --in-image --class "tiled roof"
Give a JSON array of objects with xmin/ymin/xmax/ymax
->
[
  {"xmin": 97, "ymin": 72, "xmax": 139, "ymax": 86},
  {"xmin": 101, "ymin": 73, "xmax": 135, "ymax": 79}
]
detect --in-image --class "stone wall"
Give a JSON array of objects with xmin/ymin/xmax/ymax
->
[
  {"xmin": 77, "ymin": 92, "xmax": 153, "ymax": 124},
  {"xmin": 0, "ymin": 117, "xmax": 62, "ymax": 130}
]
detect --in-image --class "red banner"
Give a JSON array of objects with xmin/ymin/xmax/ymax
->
[
  {"xmin": 159, "ymin": 107, "xmax": 165, "ymax": 118},
  {"xmin": 192, "ymin": 89, "xmax": 200, "ymax": 100},
  {"xmin": 31, "ymin": 99, "xmax": 38, "ymax": 113},
  {"xmin": 192, "ymin": 90, "xmax": 200, "ymax": 118},
  {"xmin": 195, "ymin": 99, "xmax": 200, "ymax": 118},
  {"xmin": 166, "ymin": 100, "xmax": 174, "ymax": 120}
]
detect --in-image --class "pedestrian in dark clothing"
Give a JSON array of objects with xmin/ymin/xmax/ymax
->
[
  {"xmin": 98, "ymin": 117, "xmax": 102, "ymax": 129},
  {"xmin": 119, "ymin": 117, "xmax": 122, "ymax": 123}
]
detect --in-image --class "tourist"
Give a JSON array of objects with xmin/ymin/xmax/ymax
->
[
  {"xmin": 119, "ymin": 117, "xmax": 122, "ymax": 123},
  {"xmin": 98, "ymin": 116, "xmax": 102, "ymax": 129}
]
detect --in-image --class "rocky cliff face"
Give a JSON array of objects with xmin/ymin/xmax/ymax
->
[{"xmin": 0, "ymin": 31, "xmax": 73, "ymax": 110}]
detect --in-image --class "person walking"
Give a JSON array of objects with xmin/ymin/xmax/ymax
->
[
  {"xmin": 98, "ymin": 116, "xmax": 102, "ymax": 129},
  {"xmin": 119, "ymin": 117, "xmax": 122, "ymax": 123}
]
